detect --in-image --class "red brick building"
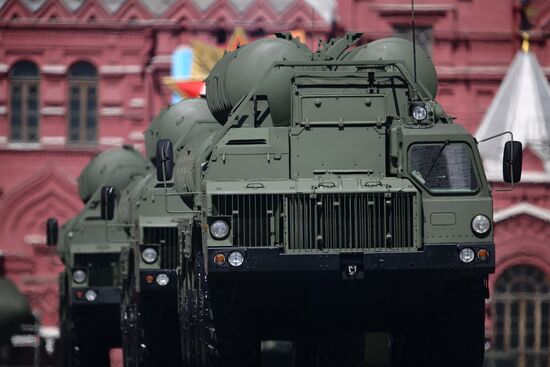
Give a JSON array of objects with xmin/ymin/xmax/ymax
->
[{"xmin": 1, "ymin": 0, "xmax": 550, "ymax": 364}]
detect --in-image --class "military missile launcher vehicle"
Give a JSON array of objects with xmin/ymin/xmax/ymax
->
[
  {"xmin": 103, "ymin": 33, "xmax": 523, "ymax": 367},
  {"xmin": 0, "ymin": 252, "xmax": 31, "ymax": 348},
  {"xmin": 112, "ymin": 98, "xmax": 220, "ymax": 367},
  {"xmin": 47, "ymin": 146, "xmax": 151, "ymax": 367}
]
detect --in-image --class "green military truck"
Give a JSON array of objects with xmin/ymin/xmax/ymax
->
[
  {"xmin": 48, "ymin": 146, "xmax": 150, "ymax": 367},
  {"xmin": 114, "ymin": 99, "xmax": 220, "ymax": 367},
  {"xmin": 0, "ymin": 252, "xmax": 31, "ymax": 361},
  {"xmin": 104, "ymin": 33, "xmax": 522, "ymax": 367}
]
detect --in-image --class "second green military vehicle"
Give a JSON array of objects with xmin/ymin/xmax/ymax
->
[
  {"xmin": 116, "ymin": 98, "xmax": 220, "ymax": 367},
  {"xmin": 48, "ymin": 146, "xmax": 151, "ymax": 367}
]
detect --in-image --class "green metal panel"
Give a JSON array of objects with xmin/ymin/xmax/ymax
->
[
  {"xmin": 207, "ymin": 127, "xmax": 290, "ymax": 181},
  {"xmin": 289, "ymin": 126, "xmax": 386, "ymax": 179}
]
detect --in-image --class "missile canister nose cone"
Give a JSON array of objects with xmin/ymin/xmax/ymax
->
[
  {"xmin": 77, "ymin": 147, "xmax": 150, "ymax": 204},
  {"xmin": 340, "ymin": 37, "xmax": 438, "ymax": 99},
  {"xmin": 144, "ymin": 98, "xmax": 219, "ymax": 163},
  {"xmin": 205, "ymin": 37, "xmax": 313, "ymax": 126}
]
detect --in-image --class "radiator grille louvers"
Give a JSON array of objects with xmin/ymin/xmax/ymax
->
[
  {"xmin": 211, "ymin": 192, "xmax": 416, "ymax": 251},
  {"xmin": 143, "ymin": 227, "xmax": 179, "ymax": 269},
  {"xmin": 74, "ymin": 253, "xmax": 119, "ymax": 287}
]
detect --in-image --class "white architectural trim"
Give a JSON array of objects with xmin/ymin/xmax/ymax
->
[
  {"xmin": 41, "ymin": 136, "xmax": 66, "ymax": 145},
  {"xmin": 99, "ymin": 137, "xmax": 124, "ymax": 146},
  {"xmin": 6, "ymin": 143, "xmax": 41, "ymax": 150},
  {"xmin": 129, "ymin": 98, "xmax": 145, "ymax": 108},
  {"xmin": 437, "ymin": 66, "xmax": 508, "ymax": 76},
  {"xmin": 0, "ymin": 136, "xmax": 7, "ymax": 145},
  {"xmin": 151, "ymin": 55, "xmax": 171, "ymax": 65},
  {"xmin": 11, "ymin": 334, "xmax": 39, "ymax": 347},
  {"xmin": 0, "ymin": 105, "xmax": 6, "ymax": 115},
  {"xmin": 40, "ymin": 326, "xmax": 59, "ymax": 339},
  {"xmin": 486, "ymin": 169, "xmax": 550, "ymax": 183},
  {"xmin": 100, "ymin": 107, "xmax": 124, "ymax": 117},
  {"xmin": 371, "ymin": 3, "xmax": 455, "ymax": 14},
  {"xmin": 494, "ymin": 203, "xmax": 550, "ymax": 223},
  {"xmin": 129, "ymin": 130, "xmax": 145, "ymax": 141},
  {"xmin": 0, "ymin": 63, "xmax": 8, "ymax": 74},
  {"xmin": 41, "ymin": 65, "xmax": 67, "ymax": 75},
  {"xmin": 99, "ymin": 65, "xmax": 142, "ymax": 75},
  {"xmin": 41, "ymin": 107, "xmax": 66, "ymax": 116}
]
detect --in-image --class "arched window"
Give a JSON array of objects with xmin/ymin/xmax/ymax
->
[
  {"xmin": 488, "ymin": 265, "xmax": 550, "ymax": 367},
  {"xmin": 68, "ymin": 61, "xmax": 97, "ymax": 144},
  {"xmin": 9, "ymin": 61, "xmax": 40, "ymax": 142}
]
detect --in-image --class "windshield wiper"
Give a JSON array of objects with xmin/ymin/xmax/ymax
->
[{"xmin": 425, "ymin": 140, "xmax": 450, "ymax": 178}]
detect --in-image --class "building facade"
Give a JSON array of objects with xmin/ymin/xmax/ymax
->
[{"xmin": 1, "ymin": 0, "xmax": 550, "ymax": 364}]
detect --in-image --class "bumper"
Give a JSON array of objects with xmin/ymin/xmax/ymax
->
[
  {"xmin": 208, "ymin": 243, "xmax": 495, "ymax": 277},
  {"xmin": 139, "ymin": 270, "xmax": 177, "ymax": 291},
  {"xmin": 71, "ymin": 287, "xmax": 120, "ymax": 305}
]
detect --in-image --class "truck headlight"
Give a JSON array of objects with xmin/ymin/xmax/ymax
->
[
  {"xmin": 472, "ymin": 215, "xmax": 491, "ymax": 235},
  {"xmin": 142, "ymin": 248, "xmax": 158, "ymax": 264},
  {"xmin": 228, "ymin": 251, "xmax": 244, "ymax": 267},
  {"xmin": 156, "ymin": 273, "xmax": 169, "ymax": 286},
  {"xmin": 73, "ymin": 270, "xmax": 86, "ymax": 284},
  {"xmin": 210, "ymin": 220, "xmax": 229, "ymax": 240},
  {"xmin": 84, "ymin": 289, "xmax": 97, "ymax": 302},
  {"xmin": 459, "ymin": 248, "xmax": 475, "ymax": 264},
  {"xmin": 411, "ymin": 103, "xmax": 427, "ymax": 121}
]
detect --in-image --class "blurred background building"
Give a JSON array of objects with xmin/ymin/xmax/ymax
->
[{"xmin": 0, "ymin": 0, "xmax": 549, "ymax": 365}]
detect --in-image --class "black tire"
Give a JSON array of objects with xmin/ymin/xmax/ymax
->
[
  {"xmin": 60, "ymin": 303, "xmax": 79, "ymax": 367},
  {"xmin": 390, "ymin": 329, "xmax": 430, "ymax": 367},
  {"xmin": 295, "ymin": 333, "xmax": 365, "ymax": 367},
  {"xmin": 73, "ymin": 326, "xmax": 110, "ymax": 367},
  {"xmin": 210, "ymin": 285, "xmax": 261, "ymax": 367},
  {"xmin": 391, "ymin": 276, "xmax": 486, "ymax": 367},
  {"xmin": 431, "ymin": 276, "xmax": 486, "ymax": 367},
  {"xmin": 181, "ymin": 256, "xmax": 260, "ymax": 367},
  {"xmin": 181, "ymin": 256, "xmax": 218, "ymax": 367},
  {"xmin": 140, "ymin": 293, "xmax": 182, "ymax": 367},
  {"xmin": 121, "ymin": 302, "xmax": 143, "ymax": 367},
  {"xmin": 62, "ymin": 306, "xmax": 110, "ymax": 367}
]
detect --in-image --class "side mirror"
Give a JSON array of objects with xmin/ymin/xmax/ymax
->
[
  {"xmin": 46, "ymin": 218, "xmax": 58, "ymax": 246},
  {"xmin": 503, "ymin": 141, "xmax": 522, "ymax": 184},
  {"xmin": 101, "ymin": 186, "xmax": 116, "ymax": 221},
  {"xmin": 156, "ymin": 139, "xmax": 174, "ymax": 182}
]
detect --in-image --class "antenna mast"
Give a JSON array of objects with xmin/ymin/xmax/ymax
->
[{"xmin": 411, "ymin": 0, "xmax": 418, "ymax": 87}]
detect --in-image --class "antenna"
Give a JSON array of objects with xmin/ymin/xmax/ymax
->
[{"xmin": 411, "ymin": 0, "xmax": 418, "ymax": 87}]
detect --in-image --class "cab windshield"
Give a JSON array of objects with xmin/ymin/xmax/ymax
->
[{"xmin": 409, "ymin": 142, "xmax": 478, "ymax": 193}]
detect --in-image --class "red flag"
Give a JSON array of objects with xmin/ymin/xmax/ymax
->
[{"xmin": 175, "ymin": 80, "xmax": 204, "ymax": 98}]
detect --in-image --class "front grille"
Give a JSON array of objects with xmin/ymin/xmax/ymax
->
[
  {"xmin": 212, "ymin": 192, "xmax": 416, "ymax": 252},
  {"xmin": 74, "ymin": 253, "xmax": 119, "ymax": 287},
  {"xmin": 143, "ymin": 227, "xmax": 179, "ymax": 269},
  {"xmin": 211, "ymin": 194, "xmax": 285, "ymax": 247}
]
